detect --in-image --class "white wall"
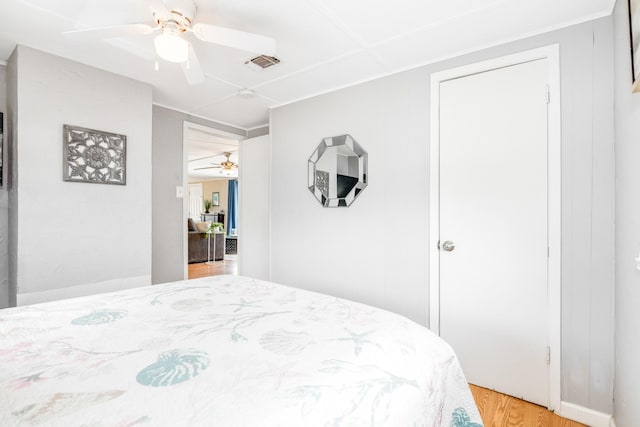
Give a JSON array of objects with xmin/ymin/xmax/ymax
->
[
  {"xmin": 239, "ymin": 134, "xmax": 270, "ymax": 280},
  {"xmin": 0, "ymin": 64, "xmax": 7, "ymax": 308},
  {"xmin": 8, "ymin": 46, "xmax": 153, "ymax": 304},
  {"xmin": 613, "ymin": 1, "xmax": 640, "ymax": 426},
  {"xmin": 270, "ymin": 18, "xmax": 615, "ymax": 414},
  {"xmin": 189, "ymin": 179, "xmax": 230, "ymax": 228},
  {"xmin": 272, "ymin": 79, "xmax": 428, "ymax": 319}
]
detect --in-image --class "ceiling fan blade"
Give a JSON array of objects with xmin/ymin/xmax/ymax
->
[
  {"xmin": 181, "ymin": 46, "xmax": 206, "ymax": 85},
  {"xmin": 19, "ymin": 0, "xmax": 89, "ymax": 22},
  {"xmin": 194, "ymin": 166, "xmax": 222, "ymax": 171},
  {"xmin": 192, "ymin": 23, "xmax": 276, "ymax": 56},
  {"xmin": 63, "ymin": 24, "xmax": 155, "ymax": 40},
  {"xmin": 188, "ymin": 151, "xmax": 235, "ymax": 163},
  {"xmin": 148, "ymin": 0, "xmax": 170, "ymax": 20}
]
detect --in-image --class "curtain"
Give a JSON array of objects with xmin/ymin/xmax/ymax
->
[{"xmin": 227, "ymin": 179, "xmax": 238, "ymax": 236}]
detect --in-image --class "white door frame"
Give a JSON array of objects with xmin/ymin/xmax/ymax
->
[
  {"xmin": 428, "ymin": 44, "xmax": 561, "ymax": 411},
  {"xmin": 182, "ymin": 121, "xmax": 245, "ymax": 280}
]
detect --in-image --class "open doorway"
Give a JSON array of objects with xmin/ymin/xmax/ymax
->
[{"xmin": 183, "ymin": 122, "xmax": 244, "ymax": 279}]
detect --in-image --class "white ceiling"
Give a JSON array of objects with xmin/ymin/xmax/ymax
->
[
  {"xmin": 0, "ymin": 0, "xmax": 614, "ymax": 130},
  {"xmin": 186, "ymin": 125, "xmax": 240, "ymax": 180}
]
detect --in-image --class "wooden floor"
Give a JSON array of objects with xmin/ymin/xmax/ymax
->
[
  {"xmin": 470, "ymin": 385, "xmax": 587, "ymax": 427},
  {"xmin": 188, "ymin": 257, "xmax": 238, "ymax": 279}
]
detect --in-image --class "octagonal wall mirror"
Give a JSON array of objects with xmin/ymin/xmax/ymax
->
[{"xmin": 308, "ymin": 134, "xmax": 368, "ymax": 207}]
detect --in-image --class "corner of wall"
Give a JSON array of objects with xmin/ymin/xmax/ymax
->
[
  {"xmin": 0, "ymin": 62, "xmax": 8, "ymax": 308},
  {"xmin": 6, "ymin": 46, "xmax": 18, "ymax": 307}
]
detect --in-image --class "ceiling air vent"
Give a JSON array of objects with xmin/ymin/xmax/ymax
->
[{"xmin": 245, "ymin": 55, "xmax": 280, "ymax": 70}]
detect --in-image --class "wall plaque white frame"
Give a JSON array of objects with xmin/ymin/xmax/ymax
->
[{"xmin": 629, "ymin": 0, "xmax": 640, "ymax": 92}]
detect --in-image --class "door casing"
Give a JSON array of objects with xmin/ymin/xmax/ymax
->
[{"xmin": 428, "ymin": 44, "xmax": 561, "ymax": 412}]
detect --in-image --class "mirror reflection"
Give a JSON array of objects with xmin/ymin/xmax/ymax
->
[{"xmin": 308, "ymin": 134, "xmax": 368, "ymax": 207}]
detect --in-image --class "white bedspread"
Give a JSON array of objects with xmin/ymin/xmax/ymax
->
[{"xmin": 0, "ymin": 275, "xmax": 482, "ymax": 426}]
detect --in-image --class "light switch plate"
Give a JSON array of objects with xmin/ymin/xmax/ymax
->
[{"xmin": 176, "ymin": 186, "xmax": 184, "ymax": 198}]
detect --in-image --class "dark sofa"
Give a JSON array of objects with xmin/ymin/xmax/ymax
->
[
  {"xmin": 188, "ymin": 219, "xmax": 224, "ymax": 263},
  {"xmin": 188, "ymin": 232, "xmax": 224, "ymax": 263}
]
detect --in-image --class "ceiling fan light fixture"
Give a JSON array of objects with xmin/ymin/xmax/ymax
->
[{"xmin": 154, "ymin": 30, "xmax": 189, "ymax": 63}]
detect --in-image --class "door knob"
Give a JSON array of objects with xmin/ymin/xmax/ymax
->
[{"xmin": 442, "ymin": 240, "xmax": 455, "ymax": 252}]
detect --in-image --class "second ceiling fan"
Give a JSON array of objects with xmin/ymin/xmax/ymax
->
[
  {"xmin": 194, "ymin": 152, "xmax": 239, "ymax": 173},
  {"xmin": 64, "ymin": 0, "xmax": 277, "ymax": 85}
]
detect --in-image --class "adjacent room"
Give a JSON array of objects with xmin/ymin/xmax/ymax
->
[
  {"xmin": 185, "ymin": 122, "xmax": 240, "ymax": 279},
  {"xmin": 0, "ymin": 0, "xmax": 637, "ymax": 426}
]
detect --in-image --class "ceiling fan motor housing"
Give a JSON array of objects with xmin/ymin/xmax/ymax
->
[{"xmin": 155, "ymin": 0, "xmax": 197, "ymax": 30}]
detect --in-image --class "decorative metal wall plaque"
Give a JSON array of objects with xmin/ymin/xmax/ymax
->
[
  {"xmin": 63, "ymin": 125, "xmax": 126, "ymax": 185},
  {"xmin": 308, "ymin": 134, "xmax": 368, "ymax": 207}
]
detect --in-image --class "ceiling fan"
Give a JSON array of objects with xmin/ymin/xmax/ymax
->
[
  {"xmin": 193, "ymin": 152, "xmax": 239, "ymax": 173},
  {"xmin": 63, "ymin": 0, "xmax": 277, "ymax": 85}
]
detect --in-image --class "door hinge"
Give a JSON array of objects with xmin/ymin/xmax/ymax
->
[
  {"xmin": 437, "ymin": 240, "xmax": 440, "ymax": 250},
  {"xmin": 545, "ymin": 85, "xmax": 550, "ymax": 104},
  {"xmin": 546, "ymin": 347, "xmax": 551, "ymax": 365},
  {"xmin": 548, "ymin": 246, "xmax": 550, "ymax": 258}
]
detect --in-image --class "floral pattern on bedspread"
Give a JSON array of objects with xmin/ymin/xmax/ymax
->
[{"xmin": 0, "ymin": 275, "xmax": 482, "ymax": 426}]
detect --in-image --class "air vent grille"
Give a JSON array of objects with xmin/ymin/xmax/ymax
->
[{"xmin": 245, "ymin": 55, "xmax": 280, "ymax": 70}]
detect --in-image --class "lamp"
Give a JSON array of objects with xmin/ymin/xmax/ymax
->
[{"xmin": 154, "ymin": 28, "xmax": 189, "ymax": 63}]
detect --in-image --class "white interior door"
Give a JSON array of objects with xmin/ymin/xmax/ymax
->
[
  {"xmin": 189, "ymin": 183, "xmax": 203, "ymax": 220},
  {"xmin": 437, "ymin": 59, "xmax": 550, "ymax": 406}
]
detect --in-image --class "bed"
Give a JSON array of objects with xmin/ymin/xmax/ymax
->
[{"xmin": 0, "ymin": 275, "xmax": 482, "ymax": 426}]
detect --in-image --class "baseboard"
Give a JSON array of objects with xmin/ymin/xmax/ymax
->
[
  {"xmin": 560, "ymin": 401, "xmax": 612, "ymax": 427},
  {"xmin": 16, "ymin": 275, "xmax": 151, "ymax": 306}
]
